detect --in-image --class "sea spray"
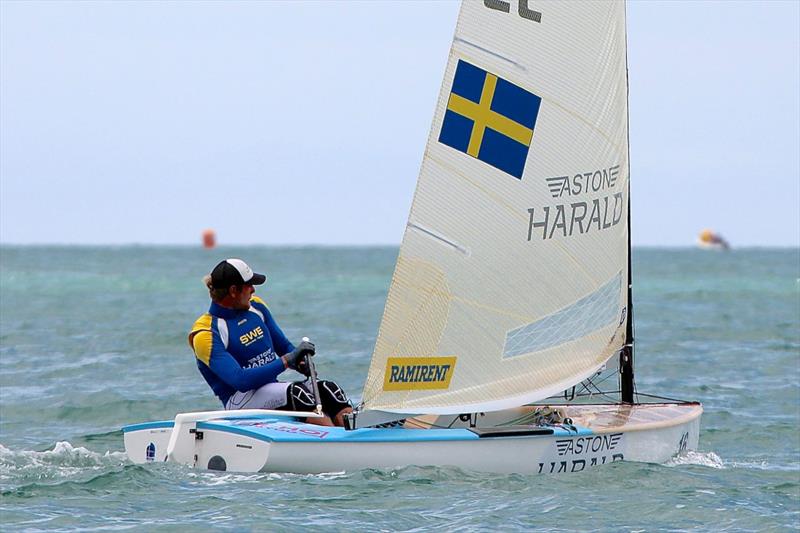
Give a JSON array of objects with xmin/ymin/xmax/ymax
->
[{"xmin": 0, "ymin": 442, "xmax": 127, "ymax": 486}]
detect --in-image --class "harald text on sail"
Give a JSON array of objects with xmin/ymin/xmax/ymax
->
[
  {"xmin": 528, "ymin": 165, "xmax": 624, "ymax": 241},
  {"xmin": 188, "ymin": 259, "xmax": 353, "ymax": 427}
]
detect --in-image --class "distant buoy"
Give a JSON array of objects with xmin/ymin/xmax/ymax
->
[{"xmin": 202, "ymin": 229, "xmax": 216, "ymax": 249}]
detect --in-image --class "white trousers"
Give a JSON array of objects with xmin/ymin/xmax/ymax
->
[{"xmin": 225, "ymin": 382, "xmax": 291, "ymax": 410}]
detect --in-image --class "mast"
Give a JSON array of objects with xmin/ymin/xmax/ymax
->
[
  {"xmin": 620, "ymin": 1, "xmax": 635, "ymax": 404},
  {"xmin": 620, "ymin": 179, "xmax": 635, "ymax": 403}
]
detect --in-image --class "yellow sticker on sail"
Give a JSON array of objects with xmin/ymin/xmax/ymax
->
[{"xmin": 383, "ymin": 357, "xmax": 457, "ymax": 391}]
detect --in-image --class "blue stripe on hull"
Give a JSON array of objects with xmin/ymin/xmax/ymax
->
[
  {"xmin": 197, "ymin": 419, "xmax": 479, "ymax": 443},
  {"xmin": 122, "ymin": 421, "xmax": 174, "ymax": 432}
]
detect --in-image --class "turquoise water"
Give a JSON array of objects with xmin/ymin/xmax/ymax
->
[{"xmin": 1, "ymin": 246, "xmax": 798, "ymax": 531}]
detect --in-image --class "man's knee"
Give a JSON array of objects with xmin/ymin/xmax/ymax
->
[
  {"xmin": 284, "ymin": 382, "xmax": 317, "ymax": 412},
  {"xmin": 318, "ymin": 380, "xmax": 351, "ymax": 415}
]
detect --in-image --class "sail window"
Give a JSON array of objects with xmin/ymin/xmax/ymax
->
[{"xmin": 503, "ymin": 272, "xmax": 622, "ymax": 358}]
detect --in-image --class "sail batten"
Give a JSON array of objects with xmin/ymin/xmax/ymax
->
[{"xmin": 362, "ymin": 1, "xmax": 629, "ymax": 414}]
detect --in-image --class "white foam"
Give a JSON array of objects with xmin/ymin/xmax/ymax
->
[
  {"xmin": 666, "ymin": 450, "xmax": 799, "ymax": 472},
  {"xmin": 726, "ymin": 460, "xmax": 799, "ymax": 472},
  {"xmin": 184, "ymin": 469, "xmax": 349, "ymax": 486},
  {"xmin": 0, "ymin": 441, "xmax": 127, "ymax": 480},
  {"xmin": 186, "ymin": 472, "xmax": 271, "ymax": 486},
  {"xmin": 665, "ymin": 450, "xmax": 725, "ymax": 469}
]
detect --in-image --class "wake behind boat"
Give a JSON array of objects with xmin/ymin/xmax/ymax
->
[{"xmin": 124, "ymin": 0, "xmax": 702, "ymax": 474}]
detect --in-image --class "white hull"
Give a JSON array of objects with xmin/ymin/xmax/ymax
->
[{"xmin": 124, "ymin": 403, "xmax": 702, "ymax": 474}]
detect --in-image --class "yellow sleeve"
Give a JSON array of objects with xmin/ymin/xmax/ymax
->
[
  {"xmin": 192, "ymin": 330, "xmax": 213, "ymax": 366},
  {"xmin": 188, "ymin": 314, "xmax": 213, "ymax": 366}
]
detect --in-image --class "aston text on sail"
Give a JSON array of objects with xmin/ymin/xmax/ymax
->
[{"xmin": 526, "ymin": 164, "xmax": 625, "ymax": 241}]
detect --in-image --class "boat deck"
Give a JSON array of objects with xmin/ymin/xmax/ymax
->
[
  {"xmin": 122, "ymin": 402, "xmax": 702, "ymax": 445},
  {"xmin": 564, "ymin": 402, "xmax": 702, "ymax": 433},
  {"xmin": 192, "ymin": 416, "xmax": 587, "ymax": 443}
]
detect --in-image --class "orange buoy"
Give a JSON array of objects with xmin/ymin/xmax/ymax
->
[{"xmin": 202, "ymin": 229, "xmax": 216, "ymax": 249}]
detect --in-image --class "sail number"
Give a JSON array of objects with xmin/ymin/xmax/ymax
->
[{"xmin": 484, "ymin": 0, "xmax": 542, "ymax": 23}]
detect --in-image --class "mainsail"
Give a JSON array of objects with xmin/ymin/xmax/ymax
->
[{"xmin": 362, "ymin": 1, "xmax": 630, "ymax": 414}]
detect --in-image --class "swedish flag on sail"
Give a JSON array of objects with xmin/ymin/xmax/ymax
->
[{"xmin": 438, "ymin": 60, "xmax": 541, "ymax": 179}]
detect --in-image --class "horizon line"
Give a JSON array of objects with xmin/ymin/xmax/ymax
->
[{"xmin": 1, "ymin": 242, "xmax": 798, "ymax": 250}]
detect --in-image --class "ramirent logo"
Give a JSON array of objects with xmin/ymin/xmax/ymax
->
[{"xmin": 383, "ymin": 356, "xmax": 457, "ymax": 391}]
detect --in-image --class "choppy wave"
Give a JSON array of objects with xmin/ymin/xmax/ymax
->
[
  {"xmin": 185, "ymin": 471, "xmax": 275, "ymax": 486},
  {"xmin": 725, "ymin": 460, "xmax": 800, "ymax": 472},
  {"xmin": 0, "ymin": 441, "xmax": 127, "ymax": 486},
  {"xmin": 183, "ymin": 469, "xmax": 359, "ymax": 487}
]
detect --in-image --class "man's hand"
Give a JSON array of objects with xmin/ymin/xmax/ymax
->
[
  {"xmin": 283, "ymin": 340, "xmax": 315, "ymax": 373},
  {"xmin": 295, "ymin": 356, "xmax": 311, "ymax": 377}
]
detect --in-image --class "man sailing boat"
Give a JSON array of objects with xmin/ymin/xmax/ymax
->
[{"xmin": 188, "ymin": 259, "xmax": 352, "ymax": 427}]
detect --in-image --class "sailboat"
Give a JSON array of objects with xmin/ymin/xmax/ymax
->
[
  {"xmin": 697, "ymin": 229, "xmax": 730, "ymax": 250},
  {"xmin": 123, "ymin": 0, "xmax": 702, "ymax": 474}
]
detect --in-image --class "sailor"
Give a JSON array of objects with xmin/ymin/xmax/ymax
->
[{"xmin": 188, "ymin": 258, "xmax": 352, "ymax": 427}]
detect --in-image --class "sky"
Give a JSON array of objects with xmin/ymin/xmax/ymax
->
[{"xmin": 1, "ymin": 0, "xmax": 798, "ymax": 247}]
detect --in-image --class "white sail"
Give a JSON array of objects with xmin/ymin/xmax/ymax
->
[{"xmin": 362, "ymin": 0, "xmax": 630, "ymax": 414}]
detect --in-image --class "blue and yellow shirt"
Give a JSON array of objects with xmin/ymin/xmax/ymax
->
[{"xmin": 188, "ymin": 296, "xmax": 296, "ymax": 405}]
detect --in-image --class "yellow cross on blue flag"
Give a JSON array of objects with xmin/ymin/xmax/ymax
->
[{"xmin": 438, "ymin": 60, "xmax": 541, "ymax": 179}]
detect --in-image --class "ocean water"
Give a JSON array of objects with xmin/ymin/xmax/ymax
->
[{"xmin": 1, "ymin": 246, "xmax": 798, "ymax": 531}]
